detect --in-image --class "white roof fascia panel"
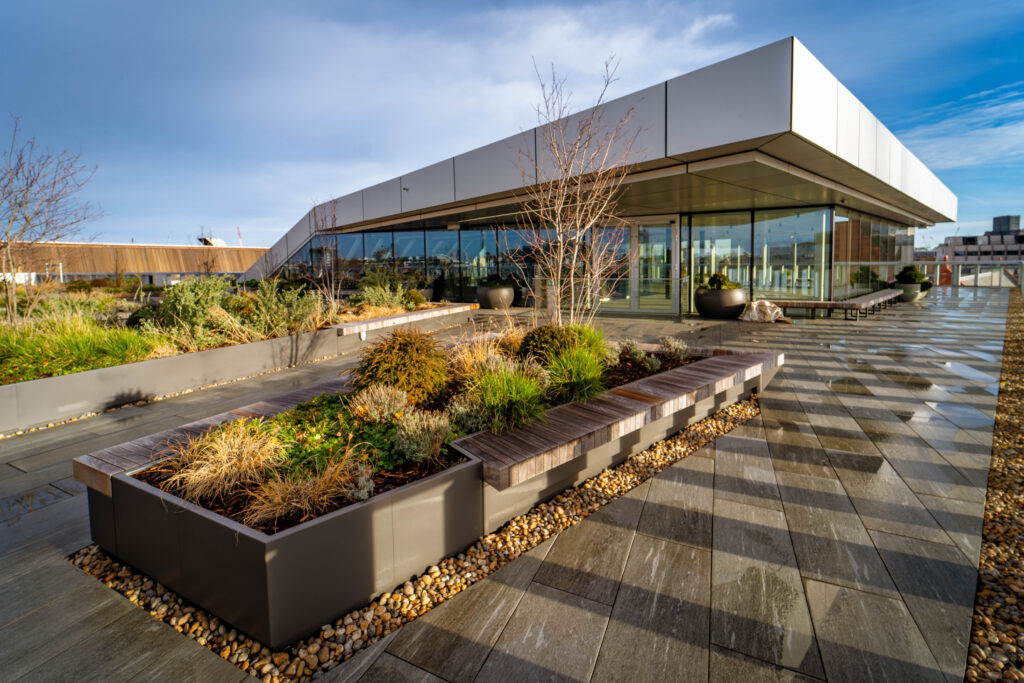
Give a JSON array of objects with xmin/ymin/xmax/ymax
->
[
  {"xmin": 454, "ymin": 131, "xmax": 535, "ymax": 201},
  {"xmin": 401, "ymin": 158, "xmax": 455, "ymax": 213},
  {"xmin": 337, "ymin": 191, "xmax": 363, "ymax": 226},
  {"xmin": 874, "ymin": 121, "xmax": 892, "ymax": 185},
  {"xmin": 666, "ymin": 38, "xmax": 791, "ymax": 156},
  {"xmin": 536, "ymin": 83, "xmax": 666, "ymax": 182},
  {"xmin": 836, "ymin": 83, "xmax": 860, "ymax": 166},
  {"xmin": 857, "ymin": 103, "xmax": 877, "ymax": 175},
  {"xmin": 362, "ymin": 178, "xmax": 402, "ymax": 221},
  {"xmin": 889, "ymin": 139, "xmax": 904, "ymax": 192},
  {"xmin": 791, "ymin": 39, "xmax": 839, "ymax": 155}
]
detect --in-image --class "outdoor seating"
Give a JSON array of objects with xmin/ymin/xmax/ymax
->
[{"xmin": 770, "ymin": 288, "xmax": 902, "ymax": 320}]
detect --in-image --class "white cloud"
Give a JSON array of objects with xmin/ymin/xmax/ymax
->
[{"xmin": 898, "ymin": 85, "xmax": 1024, "ymax": 170}]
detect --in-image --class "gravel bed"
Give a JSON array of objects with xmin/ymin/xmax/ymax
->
[
  {"xmin": 967, "ymin": 288, "xmax": 1024, "ymax": 683},
  {"xmin": 69, "ymin": 396, "xmax": 759, "ymax": 682}
]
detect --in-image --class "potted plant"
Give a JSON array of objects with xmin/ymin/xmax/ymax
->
[
  {"xmin": 476, "ymin": 274, "xmax": 514, "ymax": 310},
  {"xmin": 694, "ymin": 273, "xmax": 747, "ymax": 319},
  {"xmin": 894, "ymin": 264, "xmax": 932, "ymax": 302}
]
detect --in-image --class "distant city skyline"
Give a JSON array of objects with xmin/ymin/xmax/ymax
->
[{"xmin": 2, "ymin": 0, "xmax": 1022, "ymax": 248}]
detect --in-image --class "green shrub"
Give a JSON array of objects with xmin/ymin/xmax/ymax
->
[
  {"xmin": 158, "ymin": 276, "xmax": 230, "ymax": 337},
  {"xmin": 126, "ymin": 305, "xmax": 159, "ymax": 328},
  {"xmin": 921, "ymin": 280, "xmax": 934, "ymax": 292},
  {"xmin": 701, "ymin": 273, "xmax": 740, "ymax": 290},
  {"xmin": 643, "ymin": 355, "xmax": 662, "ymax": 373},
  {"xmin": 358, "ymin": 267, "xmax": 400, "ymax": 290},
  {"xmin": 349, "ymin": 385, "xmax": 408, "ymax": 422},
  {"xmin": 446, "ymin": 392, "xmax": 489, "ymax": 434},
  {"xmin": 567, "ymin": 324, "xmax": 608, "ymax": 362},
  {"xmin": 395, "ymin": 410, "xmax": 451, "ymax": 462},
  {"xmin": 65, "ymin": 280, "xmax": 93, "ymax": 293},
  {"xmin": 660, "ymin": 336, "xmax": 688, "ymax": 361},
  {"xmin": 470, "ymin": 367, "xmax": 545, "ymax": 433},
  {"xmin": 352, "ymin": 284, "xmax": 405, "ymax": 308},
  {"xmin": 354, "ymin": 328, "xmax": 448, "ymax": 404},
  {"xmin": 620, "ymin": 338, "xmax": 647, "ymax": 364},
  {"xmin": 518, "ymin": 324, "xmax": 578, "ymax": 363},
  {"xmin": 403, "ymin": 288, "xmax": 426, "ymax": 307},
  {"xmin": 241, "ymin": 279, "xmax": 322, "ymax": 337},
  {"xmin": 546, "ymin": 347, "xmax": 606, "ymax": 404}
]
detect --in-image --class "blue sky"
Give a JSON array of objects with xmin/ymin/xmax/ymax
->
[{"xmin": 2, "ymin": 0, "xmax": 1022, "ymax": 248}]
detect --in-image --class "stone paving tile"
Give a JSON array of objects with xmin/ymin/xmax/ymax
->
[
  {"xmin": 533, "ymin": 481, "xmax": 648, "ymax": 606},
  {"xmin": 915, "ymin": 492, "xmax": 985, "ymax": 565},
  {"xmin": 319, "ymin": 632, "xmax": 398, "ymax": 683},
  {"xmin": 709, "ymin": 645, "xmax": 821, "ymax": 682},
  {"xmin": 870, "ymin": 530, "xmax": 976, "ymax": 682},
  {"xmin": 0, "ymin": 556, "xmax": 95, "ymax": 627},
  {"xmin": 385, "ymin": 538, "xmax": 554, "ymax": 682},
  {"xmin": 774, "ymin": 470, "xmax": 899, "ymax": 600},
  {"xmin": 475, "ymin": 582, "xmax": 611, "ymax": 682},
  {"xmin": 762, "ymin": 418, "xmax": 838, "ymax": 480},
  {"xmin": 636, "ymin": 453, "xmax": 714, "ymax": 549},
  {"xmin": 591, "ymin": 533, "xmax": 710, "ymax": 683},
  {"xmin": 0, "ymin": 483, "xmax": 71, "ymax": 523},
  {"xmin": 804, "ymin": 579, "xmax": 944, "ymax": 682},
  {"xmin": 710, "ymin": 498, "xmax": 823, "ymax": 678},
  {"xmin": 134, "ymin": 636, "xmax": 252, "ymax": 682},
  {"xmin": 358, "ymin": 652, "xmax": 445, "ymax": 682},
  {"xmin": 712, "ymin": 418, "xmax": 783, "ymax": 512}
]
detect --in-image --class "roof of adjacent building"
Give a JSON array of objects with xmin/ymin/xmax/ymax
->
[
  {"xmin": 246, "ymin": 37, "xmax": 957, "ymax": 281},
  {"xmin": 13, "ymin": 242, "xmax": 267, "ymax": 275}
]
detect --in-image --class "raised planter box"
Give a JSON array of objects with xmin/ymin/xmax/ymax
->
[
  {"xmin": 74, "ymin": 344, "xmax": 783, "ymax": 649},
  {"xmin": 0, "ymin": 303, "xmax": 476, "ymax": 435}
]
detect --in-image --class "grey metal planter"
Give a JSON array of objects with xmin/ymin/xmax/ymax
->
[
  {"xmin": 896, "ymin": 282, "xmax": 923, "ymax": 302},
  {"xmin": 475, "ymin": 285, "xmax": 514, "ymax": 310},
  {"xmin": 694, "ymin": 287, "xmax": 748, "ymax": 319},
  {"xmin": 102, "ymin": 455, "xmax": 483, "ymax": 648}
]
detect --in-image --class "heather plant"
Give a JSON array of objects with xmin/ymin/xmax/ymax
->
[
  {"xmin": 354, "ymin": 328, "xmax": 449, "ymax": 403},
  {"xmin": 395, "ymin": 410, "xmax": 452, "ymax": 462},
  {"xmin": 660, "ymin": 336, "xmax": 688, "ymax": 362},
  {"xmin": 643, "ymin": 355, "xmax": 662, "ymax": 373},
  {"xmin": 349, "ymin": 385, "xmax": 408, "ymax": 422},
  {"xmin": 446, "ymin": 392, "xmax": 489, "ymax": 434},
  {"xmin": 545, "ymin": 347, "xmax": 606, "ymax": 404},
  {"xmin": 620, "ymin": 338, "xmax": 647, "ymax": 364},
  {"xmin": 352, "ymin": 283, "xmax": 406, "ymax": 308}
]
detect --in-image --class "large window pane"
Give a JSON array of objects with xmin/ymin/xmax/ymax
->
[
  {"xmin": 753, "ymin": 208, "xmax": 831, "ymax": 301},
  {"xmin": 394, "ymin": 231, "xmax": 425, "ymax": 280},
  {"xmin": 638, "ymin": 225, "xmax": 673, "ymax": 310},
  {"xmin": 363, "ymin": 231, "xmax": 393, "ymax": 269},
  {"xmin": 335, "ymin": 233, "xmax": 363, "ymax": 288},
  {"xmin": 692, "ymin": 212, "xmax": 751, "ymax": 294},
  {"xmin": 426, "ymin": 230, "xmax": 459, "ymax": 299},
  {"xmin": 597, "ymin": 227, "xmax": 631, "ymax": 310}
]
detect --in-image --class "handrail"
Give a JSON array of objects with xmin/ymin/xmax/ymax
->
[{"xmin": 913, "ymin": 260, "xmax": 1024, "ymax": 290}]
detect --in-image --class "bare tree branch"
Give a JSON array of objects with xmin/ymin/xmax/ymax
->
[
  {"xmin": 1, "ymin": 115, "xmax": 100, "ymax": 324},
  {"xmin": 508, "ymin": 59, "xmax": 639, "ymax": 326}
]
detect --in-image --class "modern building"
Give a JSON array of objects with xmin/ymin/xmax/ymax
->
[
  {"xmin": 936, "ymin": 215, "xmax": 1024, "ymax": 261},
  {"xmin": 244, "ymin": 37, "xmax": 957, "ymax": 314},
  {"xmin": 6, "ymin": 242, "xmax": 267, "ymax": 285}
]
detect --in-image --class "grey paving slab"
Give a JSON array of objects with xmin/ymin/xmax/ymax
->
[
  {"xmin": 804, "ymin": 579, "xmax": 943, "ymax": 682},
  {"xmin": 320, "ymin": 632, "xmax": 399, "ymax": 683},
  {"xmin": 0, "ymin": 557, "xmax": 94, "ymax": 628},
  {"xmin": 133, "ymin": 636, "xmax": 252, "ymax": 682},
  {"xmin": 709, "ymin": 645, "xmax": 821, "ymax": 682},
  {"xmin": 762, "ymin": 418, "xmax": 837, "ymax": 480},
  {"xmin": 532, "ymin": 480, "xmax": 648, "ymax": 606},
  {"xmin": 475, "ymin": 582, "xmax": 611, "ymax": 683},
  {"xmin": 712, "ymin": 418, "xmax": 783, "ymax": 512},
  {"xmin": 0, "ymin": 579, "xmax": 134, "ymax": 680},
  {"xmin": 386, "ymin": 537, "xmax": 554, "ymax": 682},
  {"xmin": 358, "ymin": 652, "xmax": 444, "ymax": 683},
  {"xmin": 775, "ymin": 470, "xmax": 899, "ymax": 599},
  {"xmin": 915, "ymin": 492, "xmax": 985, "ymax": 564},
  {"xmin": 710, "ymin": 498, "xmax": 823, "ymax": 678},
  {"xmin": 636, "ymin": 453, "xmax": 713, "ymax": 549},
  {"xmin": 870, "ymin": 530, "xmax": 976, "ymax": 682},
  {"xmin": 591, "ymin": 533, "xmax": 710, "ymax": 683}
]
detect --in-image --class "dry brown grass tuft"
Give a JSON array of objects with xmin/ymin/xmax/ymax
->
[
  {"xmin": 242, "ymin": 452, "xmax": 374, "ymax": 527},
  {"xmin": 159, "ymin": 419, "xmax": 285, "ymax": 503},
  {"xmin": 447, "ymin": 335, "xmax": 505, "ymax": 383}
]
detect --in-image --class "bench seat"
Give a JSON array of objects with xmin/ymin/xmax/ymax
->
[{"xmin": 769, "ymin": 288, "xmax": 901, "ymax": 320}]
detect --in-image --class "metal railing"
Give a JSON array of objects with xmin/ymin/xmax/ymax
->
[{"xmin": 914, "ymin": 260, "xmax": 1024, "ymax": 290}]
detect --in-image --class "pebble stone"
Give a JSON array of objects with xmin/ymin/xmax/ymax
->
[
  {"xmin": 69, "ymin": 396, "xmax": 761, "ymax": 682},
  {"xmin": 966, "ymin": 289, "xmax": 1024, "ymax": 683}
]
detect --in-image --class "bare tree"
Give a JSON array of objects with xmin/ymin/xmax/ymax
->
[
  {"xmin": 1, "ymin": 116, "xmax": 99, "ymax": 324},
  {"xmin": 509, "ymin": 60, "xmax": 639, "ymax": 327},
  {"xmin": 311, "ymin": 199, "xmax": 342, "ymax": 303}
]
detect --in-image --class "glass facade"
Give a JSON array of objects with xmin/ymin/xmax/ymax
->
[{"xmin": 279, "ymin": 205, "xmax": 911, "ymax": 314}]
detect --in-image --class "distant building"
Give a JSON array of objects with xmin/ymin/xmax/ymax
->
[
  {"xmin": 937, "ymin": 215, "xmax": 1024, "ymax": 261},
  {"xmin": 3, "ymin": 242, "xmax": 267, "ymax": 285}
]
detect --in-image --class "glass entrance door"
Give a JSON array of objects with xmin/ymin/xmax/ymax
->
[{"xmin": 598, "ymin": 217, "xmax": 679, "ymax": 314}]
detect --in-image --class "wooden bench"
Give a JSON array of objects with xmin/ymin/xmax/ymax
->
[
  {"xmin": 452, "ymin": 348, "xmax": 784, "ymax": 491},
  {"xmin": 770, "ymin": 288, "xmax": 902, "ymax": 321}
]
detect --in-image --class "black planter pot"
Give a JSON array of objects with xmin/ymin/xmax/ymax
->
[
  {"xmin": 476, "ymin": 285, "xmax": 514, "ymax": 310},
  {"xmin": 694, "ymin": 287, "xmax": 747, "ymax": 319}
]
